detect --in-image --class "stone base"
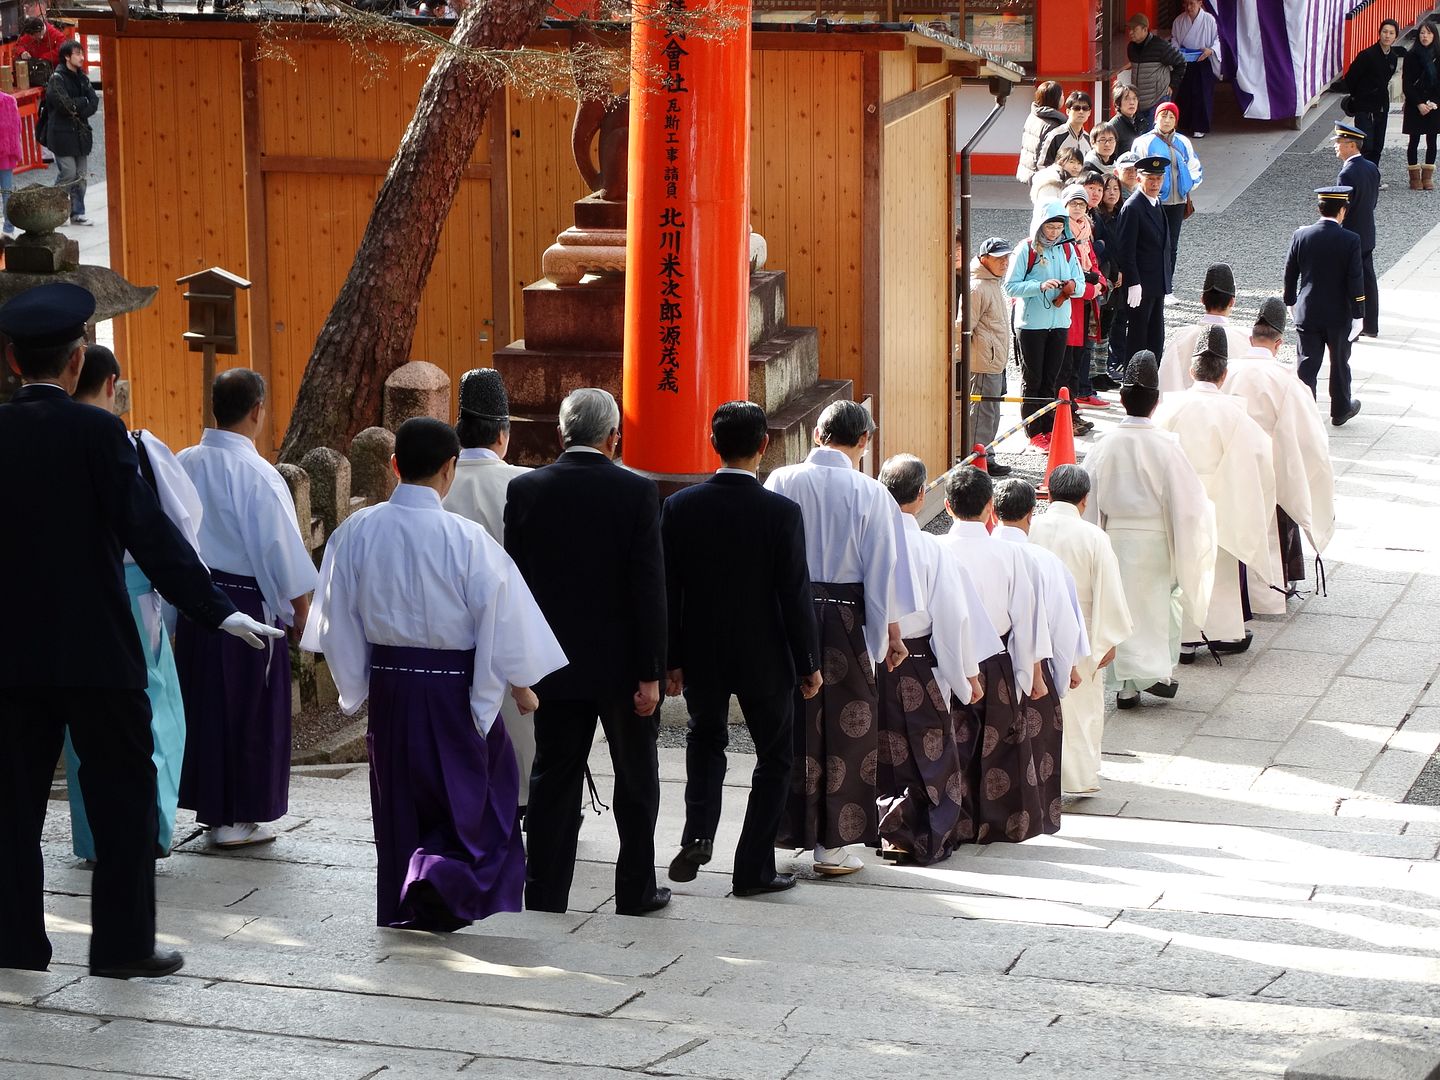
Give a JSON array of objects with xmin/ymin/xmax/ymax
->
[
  {"xmin": 3, "ymin": 232, "xmax": 79, "ymax": 273},
  {"xmin": 1286, "ymin": 1040, "xmax": 1440, "ymax": 1080},
  {"xmin": 521, "ymin": 276, "xmax": 626, "ymax": 352}
]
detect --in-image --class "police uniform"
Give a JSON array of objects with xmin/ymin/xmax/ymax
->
[
  {"xmin": 1282, "ymin": 187, "xmax": 1365, "ymax": 426},
  {"xmin": 1334, "ymin": 121, "xmax": 1382, "ymax": 337},
  {"xmin": 1115, "ymin": 155, "xmax": 1173, "ymax": 362}
]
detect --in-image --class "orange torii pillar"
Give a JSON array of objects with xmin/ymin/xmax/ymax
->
[{"xmin": 621, "ymin": 0, "xmax": 751, "ymax": 478}]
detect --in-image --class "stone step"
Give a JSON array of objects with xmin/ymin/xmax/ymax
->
[
  {"xmin": 749, "ymin": 325, "xmax": 819, "ymax": 413},
  {"xmin": 761, "ymin": 378, "xmax": 852, "ymax": 475},
  {"xmin": 748, "ymin": 269, "xmax": 788, "ymax": 348}
]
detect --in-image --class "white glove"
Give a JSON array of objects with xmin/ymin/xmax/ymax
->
[
  {"xmin": 1127, "ymin": 284, "xmax": 1142, "ymax": 309},
  {"xmin": 220, "ymin": 611, "xmax": 286, "ymax": 650},
  {"xmin": 1349, "ymin": 318, "xmax": 1364, "ymax": 343}
]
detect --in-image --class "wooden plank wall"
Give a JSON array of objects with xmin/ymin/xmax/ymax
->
[{"xmin": 879, "ymin": 99, "xmax": 950, "ymax": 474}]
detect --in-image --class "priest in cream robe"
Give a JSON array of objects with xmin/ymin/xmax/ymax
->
[
  {"xmin": 1158, "ymin": 326, "xmax": 1278, "ymax": 660},
  {"xmin": 1030, "ymin": 465, "xmax": 1133, "ymax": 795},
  {"xmin": 442, "ymin": 368, "xmax": 536, "ymax": 808},
  {"xmin": 1083, "ymin": 351, "xmax": 1215, "ymax": 710},
  {"xmin": 876, "ymin": 454, "xmax": 1001, "ymax": 863},
  {"xmin": 303, "ymin": 419, "xmax": 566, "ymax": 930},
  {"xmin": 1226, "ymin": 298, "xmax": 1336, "ymax": 615},
  {"xmin": 765, "ymin": 401, "xmax": 917, "ymax": 876},
  {"xmin": 65, "ymin": 345, "xmax": 204, "ymax": 862},
  {"xmin": 939, "ymin": 466, "xmax": 1057, "ymax": 843},
  {"xmin": 1158, "ymin": 264, "xmax": 1253, "ymax": 395},
  {"xmin": 177, "ymin": 370, "xmax": 318, "ymax": 849}
]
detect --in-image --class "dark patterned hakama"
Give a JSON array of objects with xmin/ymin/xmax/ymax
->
[
  {"xmin": 875, "ymin": 636, "xmax": 969, "ymax": 865},
  {"xmin": 777, "ymin": 581, "xmax": 880, "ymax": 851}
]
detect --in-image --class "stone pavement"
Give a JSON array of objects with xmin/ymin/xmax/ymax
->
[{"xmin": 6, "ymin": 156, "xmax": 1440, "ymax": 1080}]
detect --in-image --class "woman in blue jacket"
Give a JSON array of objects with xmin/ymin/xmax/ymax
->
[{"xmin": 1004, "ymin": 200, "xmax": 1087, "ymax": 450}]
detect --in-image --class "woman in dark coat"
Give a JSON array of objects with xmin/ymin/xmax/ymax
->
[
  {"xmin": 1403, "ymin": 19, "xmax": 1440, "ymax": 190},
  {"xmin": 42, "ymin": 40, "xmax": 98, "ymax": 224}
]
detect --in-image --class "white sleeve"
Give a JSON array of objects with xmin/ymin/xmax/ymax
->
[
  {"xmin": 300, "ymin": 521, "xmax": 370, "ymax": 715},
  {"xmin": 244, "ymin": 470, "xmax": 319, "ymax": 625},
  {"xmin": 1005, "ymin": 552, "xmax": 1048, "ymax": 698},
  {"xmin": 139, "ymin": 431, "xmax": 203, "ymax": 554}
]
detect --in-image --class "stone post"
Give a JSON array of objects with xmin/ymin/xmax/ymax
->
[
  {"xmin": 383, "ymin": 361, "xmax": 452, "ymax": 430},
  {"xmin": 299, "ymin": 447, "xmax": 351, "ymax": 545},
  {"xmin": 349, "ymin": 426, "xmax": 398, "ymax": 506}
]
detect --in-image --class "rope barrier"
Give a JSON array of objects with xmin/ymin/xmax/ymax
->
[
  {"xmin": 924, "ymin": 397, "xmax": 1065, "ymax": 495},
  {"xmin": 964, "ymin": 394, "xmax": 1060, "ymax": 404}
]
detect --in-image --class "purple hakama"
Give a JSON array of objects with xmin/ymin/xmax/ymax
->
[
  {"xmin": 176, "ymin": 570, "xmax": 291, "ymax": 826},
  {"xmin": 367, "ymin": 644, "xmax": 524, "ymax": 931}
]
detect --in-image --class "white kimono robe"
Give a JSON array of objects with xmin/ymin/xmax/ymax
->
[
  {"xmin": 1158, "ymin": 381, "xmax": 1278, "ymax": 642},
  {"xmin": 1225, "ymin": 347, "xmax": 1336, "ymax": 615},
  {"xmin": 937, "ymin": 520, "xmax": 1051, "ymax": 698},
  {"xmin": 179, "ymin": 428, "xmax": 317, "ymax": 625},
  {"xmin": 994, "ymin": 524, "xmax": 1091, "ymax": 703},
  {"xmin": 1158, "ymin": 315, "xmax": 1254, "ymax": 395},
  {"xmin": 442, "ymin": 447, "xmax": 538, "ymax": 788},
  {"xmin": 131, "ymin": 429, "xmax": 204, "ymax": 639},
  {"xmin": 897, "ymin": 514, "xmax": 1002, "ymax": 706},
  {"xmin": 765, "ymin": 447, "xmax": 917, "ymax": 665},
  {"xmin": 301, "ymin": 483, "xmax": 566, "ymax": 735},
  {"xmin": 1083, "ymin": 417, "xmax": 1216, "ymax": 686},
  {"xmin": 1031, "ymin": 503, "xmax": 1134, "ymax": 792}
]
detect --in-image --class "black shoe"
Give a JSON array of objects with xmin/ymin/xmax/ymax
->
[
  {"xmin": 91, "ymin": 949, "xmax": 184, "ymax": 980},
  {"xmin": 404, "ymin": 880, "xmax": 469, "ymax": 933},
  {"xmin": 1073, "ymin": 418, "xmax": 1095, "ymax": 436},
  {"xmin": 1090, "ymin": 374, "xmax": 1117, "ymax": 392},
  {"xmin": 1333, "ymin": 401, "xmax": 1361, "ymax": 426},
  {"xmin": 1210, "ymin": 630, "xmax": 1254, "ymax": 656},
  {"xmin": 1178, "ymin": 649, "xmax": 1196, "ymax": 666},
  {"xmin": 667, "ymin": 839, "xmax": 713, "ymax": 883},
  {"xmin": 616, "ymin": 887, "xmax": 672, "ymax": 916},
  {"xmin": 1144, "ymin": 680, "xmax": 1179, "ymax": 699},
  {"xmin": 733, "ymin": 874, "xmax": 797, "ymax": 898},
  {"xmin": 1116, "ymin": 692, "xmax": 1139, "ymax": 710},
  {"xmin": 986, "ymin": 462, "xmax": 1012, "ymax": 477}
]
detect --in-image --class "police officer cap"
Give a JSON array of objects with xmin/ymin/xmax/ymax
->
[
  {"xmin": 1193, "ymin": 324, "xmax": 1229, "ymax": 362},
  {"xmin": 1122, "ymin": 350, "xmax": 1160, "ymax": 389},
  {"xmin": 1203, "ymin": 263, "xmax": 1236, "ymax": 297},
  {"xmin": 1332, "ymin": 120, "xmax": 1366, "ymax": 143},
  {"xmin": 0, "ymin": 283, "xmax": 96, "ymax": 349},
  {"xmin": 1256, "ymin": 296, "xmax": 1287, "ymax": 334},
  {"xmin": 1315, "ymin": 185, "xmax": 1353, "ymax": 203},
  {"xmin": 458, "ymin": 368, "xmax": 510, "ymax": 422},
  {"xmin": 1135, "ymin": 155, "xmax": 1170, "ymax": 176}
]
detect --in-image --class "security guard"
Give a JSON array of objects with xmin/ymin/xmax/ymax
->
[
  {"xmin": 1334, "ymin": 120, "xmax": 1382, "ymax": 337},
  {"xmin": 1115, "ymin": 154, "xmax": 1173, "ymax": 361},
  {"xmin": 1283, "ymin": 187, "xmax": 1365, "ymax": 426}
]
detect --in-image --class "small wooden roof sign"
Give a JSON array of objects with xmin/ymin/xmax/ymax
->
[{"xmin": 177, "ymin": 267, "xmax": 251, "ymax": 356}]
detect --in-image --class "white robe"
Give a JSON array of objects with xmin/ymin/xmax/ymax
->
[
  {"xmin": 1030, "ymin": 503, "xmax": 1134, "ymax": 792},
  {"xmin": 993, "ymin": 524, "xmax": 1091, "ymax": 702},
  {"xmin": 179, "ymin": 428, "xmax": 317, "ymax": 625},
  {"xmin": 1157, "ymin": 381, "xmax": 1278, "ymax": 642},
  {"xmin": 897, "ymin": 514, "xmax": 1002, "ymax": 706},
  {"xmin": 1083, "ymin": 417, "xmax": 1216, "ymax": 686},
  {"xmin": 301, "ymin": 483, "xmax": 567, "ymax": 735},
  {"xmin": 1225, "ymin": 346, "xmax": 1336, "ymax": 615},
  {"xmin": 131, "ymin": 429, "xmax": 204, "ymax": 642},
  {"xmin": 765, "ymin": 447, "xmax": 917, "ymax": 665},
  {"xmin": 937, "ymin": 519, "xmax": 1051, "ymax": 698},
  {"xmin": 1158, "ymin": 315, "xmax": 1254, "ymax": 395}
]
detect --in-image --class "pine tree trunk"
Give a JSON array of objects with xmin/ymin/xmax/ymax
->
[{"xmin": 278, "ymin": 0, "xmax": 553, "ymax": 463}]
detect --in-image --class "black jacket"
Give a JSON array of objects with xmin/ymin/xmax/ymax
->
[
  {"xmin": 42, "ymin": 65, "xmax": 97, "ymax": 158},
  {"xmin": 1113, "ymin": 189, "xmax": 1172, "ymax": 297},
  {"xmin": 1284, "ymin": 219, "xmax": 1365, "ymax": 333},
  {"xmin": 1127, "ymin": 33, "xmax": 1187, "ymax": 110},
  {"xmin": 504, "ymin": 449, "xmax": 666, "ymax": 701},
  {"xmin": 0, "ymin": 384, "xmax": 235, "ymax": 690},
  {"xmin": 661, "ymin": 472, "xmax": 818, "ymax": 697},
  {"xmin": 1402, "ymin": 44, "xmax": 1440, "ymax": 136},
  {"xmin": 1344, "ymin": 41, "xmax": 1403, "ymax": 114},
  {"xmin": 1337, "ymin": 152, "xmax": 1380, "ymax": 253}
]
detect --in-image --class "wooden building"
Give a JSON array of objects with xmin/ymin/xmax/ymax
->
[{"xmin": 77, "ymin": 13, "xmax": 1016, "ymax": 476}]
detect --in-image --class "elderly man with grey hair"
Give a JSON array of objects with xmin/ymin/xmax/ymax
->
[
  {"xmin": 504, "ymin": 388, "xmax": 670, "ymax": 917},
  {"xmin": 1030, "ymin": 466, "xmax": 1133, "ymax": 795}
]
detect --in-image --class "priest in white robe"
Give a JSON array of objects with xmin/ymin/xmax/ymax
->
[
  {"xmin": 876, "ymin": 454, "xmax": 1001, "ymax": 862},
  {"xmin": 1157, "ymin": 326, "xmax": 1279, "ymax": 659},
  {"xmin": 1225, "ymin": 298, "xmax": 1336, "ymax": 615},
  {"xmin": 765, "ymin": 401, "xmax": 917, "ymax": 875},
  {"xmin": 442, "ymin": 368, "xmax": 537, "ymax": 807},
  {"xmin": 1083, "ymin": 351, "xmax": 1216, "ymax": 710},
  {"xmin": 1030, "ymin": 465, "xmax": 1133, "ymax": 795},
  {"xmin": 1158, "ymin": 263, "xmax": 1254, "ymax": 395},
  {"xmin": 303, "ymin": 419, "xmax": 566, "ymax": 930},
  {"xmin": 939, "ymin": 466, "xmax": 1058, "ymax": 843},
  {"xmin": 176, "ymin": 370, "xmax": 317, "ymax": 849}
]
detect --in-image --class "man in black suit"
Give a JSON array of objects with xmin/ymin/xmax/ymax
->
[
  {"xmin": 1115, "ymin": 154, "xmax": 1173, "ymax": 361},
  {"xmin": 1284, "ymin": 186, "xmax": 1366, "ymax": 426},
  {"xmin": 660, "ymin": 402, "xmax": 821, "ymax": 897},
  {"xmin": 504, "ymin": 388, "xmax": 669, "ymax": 916},
  {"xmin": 0, "ymin": 284, "xmax": 280, "ymax": 978},
  {"xmin": 1334, "ymin": 120, "xmax": 1382, "ymax": 337}
]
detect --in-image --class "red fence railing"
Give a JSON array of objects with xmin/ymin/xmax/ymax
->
[{"xmin": 1343, "ymin": 0, "xmax": 1436, "ymax": 71}]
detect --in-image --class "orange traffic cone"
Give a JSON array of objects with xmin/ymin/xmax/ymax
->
[
  {"xmin": 1045, "ymin": 388, "xmax": 1076, "ymax": 485},
  {"xmin": 972, "ymin": 443, "xmax": 989, "ymax": 473}
]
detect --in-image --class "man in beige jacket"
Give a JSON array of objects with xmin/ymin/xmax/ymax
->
[{"xmin": 959, "ymin": 236, "xmax": 1014, "ymax": 476}]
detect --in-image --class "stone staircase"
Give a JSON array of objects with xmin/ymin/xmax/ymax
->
[{"xmin": 495, "ymin": 269, "xmax": 850, "ymax": 475}]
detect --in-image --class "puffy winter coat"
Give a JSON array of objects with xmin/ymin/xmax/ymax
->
[
  {"xmin": 1016, "ymin": 103, "xmax": 1066, "ymax": 182},
  {"xmin": 1003, "ymin": 200, "xmax": 1087, "ymax": 332}
]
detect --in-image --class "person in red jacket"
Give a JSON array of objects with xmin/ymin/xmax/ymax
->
[{"xmin": 17, "ymin": 15, "xmax": 68, "ymax": 67}]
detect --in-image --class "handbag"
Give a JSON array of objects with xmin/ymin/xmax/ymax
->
[
  {"xmin": 1183, "ymin": 195, "xmax": 1195, "ymax": 220},
  {"xmin": 1341, "ymin": 94, "xmax": 1356, "ymax": 116}
]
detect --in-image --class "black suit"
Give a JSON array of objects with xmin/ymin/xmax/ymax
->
[
  {"xmin": 0, "ymin": 384, "xmax": 234, "ymax": 972},
  {"xmin": 661, "ymin": 471, "xmax": 818, "ymax": 888},
  {"xmin": 1114, "ymin": 188, "xmax": 1172, "ymax": 362},
  {"xmin": 504, "ymin": 448, "xmax": 667, "ymax": 913},
  {"xmin": 1338, "ymin": 152, "xmax": 1382, "ymax": 336},
  {"xmin": 1284, "ymin": 218, "xmax": 1366, "ymax": 420}
]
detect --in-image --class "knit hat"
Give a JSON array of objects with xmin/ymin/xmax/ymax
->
[
  {"xmin": 458, "ymin": 368, "xmax": 511, "ymax": 422},
  {"xmin": 1155, "ymin": 101, "xmax": 1180, "ymax": 120},
  {"xmin": 1060, "ymin": 182, "xmax": 1090, "ymax": 207}
]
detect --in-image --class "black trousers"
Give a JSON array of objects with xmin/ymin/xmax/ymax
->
[
  {"xmin": 1356, "ymin": 107, "xmax": 1387, "ymax": 167},
  {"xmin": 680, "ymin": 684, "xmax": 793, "ymax": 888},
  {"xmin": 1162, "ymin": 202, "xmax": 1186, "ymax": 284},
  {"xmin": 1297, "ymin": 326, "xmax": 1353, "ymax": 420},
  {"xmin": 1361, "ymin": 248, "xmax": 1379, "ymax": 337},
  {"xmin": 524, "ymin": 696, "xmax": 660, "ymax": 913},
  {"xmin": 0, "ymin": 687, "xmax": 157, "ymax": 972},
  {"xmin": 1017, "ymin": 327, "xmax": 1067, "ymax": 436},
  {"xmin": 1125, "ymin": 287, "xmax": 1166, "ymax": 361}
]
